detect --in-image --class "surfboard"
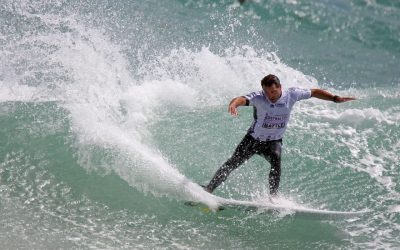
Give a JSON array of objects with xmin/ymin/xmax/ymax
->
[{"xmin": 185, "ymin": 196, "xmax": 368, "ymax": 219}]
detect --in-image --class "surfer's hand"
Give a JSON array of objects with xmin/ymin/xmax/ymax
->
[
  {"xmin": 311, "ymin": 89, "xmax": 357, "ymax": 103},
  {"xmin": 334, "ymin": 96, "xmax": 357, "ymax": 103},
  {"xmin": 228, "ymin": 96, "xmax": 247, "ymax": 116},
  {"xmin": 228, "ymin": 103, "xmax": 238, "ymax": 116}
]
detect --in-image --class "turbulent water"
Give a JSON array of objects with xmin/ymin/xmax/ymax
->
[{"xmin": 1, "ymin": 0, "xmax": 399, "ymax": 249}]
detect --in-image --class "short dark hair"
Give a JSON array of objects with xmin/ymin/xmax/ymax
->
[{"xmin": 261, "ymin": 74, "xmax": 281, "ymax": 87}]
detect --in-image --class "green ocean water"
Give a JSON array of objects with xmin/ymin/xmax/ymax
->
[{"xmin": 1, "ymin": 0, "xmax": 399, "ymax": 249}]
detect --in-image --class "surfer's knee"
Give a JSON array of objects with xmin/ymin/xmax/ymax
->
[
  {"xmin": 269, "ymin": 142, "xmax": 281, "ymax": 161},
  {"xmin": 271, "ymin": 141, "xmax": 282, "ymax": 159},
  {"xmin": 269, "ymin": 152, "xmax": 281, "ymax": 167}
]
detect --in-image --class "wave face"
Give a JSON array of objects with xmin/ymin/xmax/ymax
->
[{"xmin": 1, "ymin": 0, "xmax": 399, "ymax": 249}]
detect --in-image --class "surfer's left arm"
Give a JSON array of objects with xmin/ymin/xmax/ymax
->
[{"xmin": 311, "ymin": 89, "xmax": 356, "ymax": 103}]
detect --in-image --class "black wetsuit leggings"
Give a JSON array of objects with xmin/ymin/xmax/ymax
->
[{"xmin": 206, "ymin": 133, "xmax": 282, "ymax": 195}]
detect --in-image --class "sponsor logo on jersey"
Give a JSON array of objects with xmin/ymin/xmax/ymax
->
[{"xmin": 277, "ymin": 103, "xmax": 285, "ymax": 108}]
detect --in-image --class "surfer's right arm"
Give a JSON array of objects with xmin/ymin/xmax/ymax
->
[{"xmin": 228, "ymin": 96, "xmax": 248, "ymax": 116}]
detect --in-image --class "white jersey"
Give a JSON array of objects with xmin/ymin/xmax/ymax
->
[{"xmin": 244, "ymin": 87, "xmax": 311, "ymax": 141}]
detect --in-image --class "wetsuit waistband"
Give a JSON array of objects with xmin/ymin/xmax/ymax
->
[{"xmin": 247, "ymin": 133, "xmax": 283, "ymax": 143}]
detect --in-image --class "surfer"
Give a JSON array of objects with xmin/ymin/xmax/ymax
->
[{"xmin": 204, "ymin": 74, "xmax": 356, "ymax": 196}]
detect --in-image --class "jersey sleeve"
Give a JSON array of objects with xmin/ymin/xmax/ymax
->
[
  {"xmin": 244, "ymin": 91, "xmax": 260, "ymax": 106},
  {"xmin": 289, "ymin": 87, "xmax": 312, "ymax": 102}
]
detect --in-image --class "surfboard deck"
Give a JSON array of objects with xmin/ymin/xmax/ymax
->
[{"xmin": 185, "ymin": 196, "xmax": 368, "ymax": 219}]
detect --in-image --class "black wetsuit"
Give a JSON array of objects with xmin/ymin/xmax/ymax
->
[{"xmin": 206, "ymin": 133, "xmax": 282, "ymax": 195}]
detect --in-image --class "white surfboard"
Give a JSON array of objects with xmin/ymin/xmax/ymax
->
[
  {"xmin": 186, "ymin": 195, "xmax": 368, "ymax": 219},
  {"xmin": 217, "ymin": 197, "xmax": 367, "ymax": 216}
]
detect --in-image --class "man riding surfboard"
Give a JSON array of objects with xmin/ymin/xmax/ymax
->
[{"xmin": 203, "ymin": 74, "xmax": 356, "ymax": 196}]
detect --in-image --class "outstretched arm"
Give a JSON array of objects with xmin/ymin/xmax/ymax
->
[
  {"xmin": 311, "ymin": 89, "xmax": 356, "ymax": 103},
  {"xmin": 228, "ymin": 96, "xmax": 248, "ymax": 116}
]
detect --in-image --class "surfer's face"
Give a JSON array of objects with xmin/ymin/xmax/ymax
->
[{"xmin": 262, "ymin": 83, "xmax": 282, "ymax": 102}]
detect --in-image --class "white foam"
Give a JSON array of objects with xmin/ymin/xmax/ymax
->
[
  {"xmin": 388, "ymin": 205, "xmax": 400, "ymax": 213},
  {"xmin": 0, "ymin": 81, "xmax": 42, "ymax": 102},
  {"xmin": 302, "ymin": 106, "xmax": 397, "ymax": 128},
  {"xmin": 0, "ymin": 12, "xmax": 222, "ymax": 207},
  {"xmin": 137, "ymin": 46, "xmax": 318, "ymax": 107}
]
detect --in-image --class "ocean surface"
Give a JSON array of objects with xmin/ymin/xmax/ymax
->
[{"xmin": 1, "ymin": 0, "xmax": 399, "ymax": 249}]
